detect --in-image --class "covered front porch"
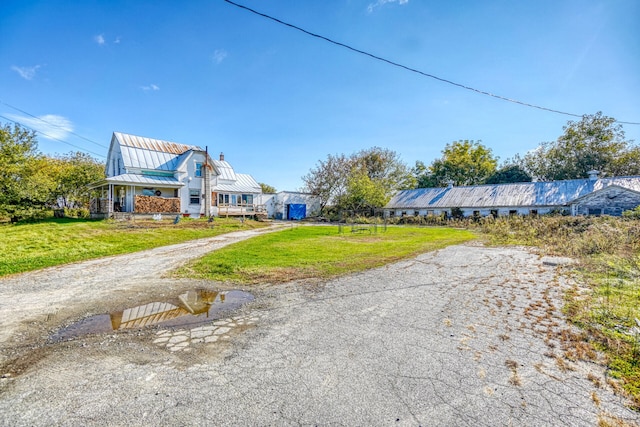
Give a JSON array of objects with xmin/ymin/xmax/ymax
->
[{"xmin": 89, "ymin": 174, "xmax": 184, "ymax": 218}]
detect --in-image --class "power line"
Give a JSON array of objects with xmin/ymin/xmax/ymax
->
[
  {"xmin": 0, "ymin": 100, "xmax": 109, "ymax": 149},
  {"xmin": 0, "ymin": 114, "xmax": 106, "ymax": 159},
  {"xmin": 222, "ymin": 0, "xmax": 640, "ymax": 126}
]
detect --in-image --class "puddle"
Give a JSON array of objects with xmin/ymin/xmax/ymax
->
[{"xmin": 50, "ymin": 289, "xmax": 254, "ymax": 342}]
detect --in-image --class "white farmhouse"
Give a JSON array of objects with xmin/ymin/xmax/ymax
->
[{"xmin": 89, "ymin": 132, "xmax": 262, "ymax": 218}]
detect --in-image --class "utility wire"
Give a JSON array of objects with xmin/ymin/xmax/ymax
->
[
  {"xmin": 222, "ymin": 0, "xmax": 640, "ymax": 126},
  {"xmin": 0, "ymin": 100, "xmax": 109, "ymax": 149},
  {"xmin": 0, "ymin": 114, "xmax": 106, "ymax": 159}
]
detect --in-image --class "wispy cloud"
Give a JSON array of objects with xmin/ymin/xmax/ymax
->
[
  {"xmin": 141, "ymin": 84, "xmax": 160, "ymax": 92},
  {"xmin": 5, "ymin": 113, "xmax": 73, "ymax": 140},
  {"xmin": 212, "ymin": 49, "xmax": 228, "ymax": 64},
  {"xmin": 114, "ymin": 36, "xmax": 121, "ymax": 44},
  {"xmin": 11, "ymin": 65, "xmax": 41, "ymax": 80},
  {"xmin": 94, "ymin": 34, "xmax": 106, "ymax": 45},
  {"xmin": 367, "ymin": 0, "xmax": 409, "ymax": 13}
]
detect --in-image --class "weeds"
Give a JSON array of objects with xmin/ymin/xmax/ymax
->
[{"xmin": 471, "ymin": 214, "xmax": 640, "ymax": 409}]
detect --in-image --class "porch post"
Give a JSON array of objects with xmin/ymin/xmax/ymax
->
[{"xmin": 108, "ymin": 184, "xmax": 113, "ymax": 217}]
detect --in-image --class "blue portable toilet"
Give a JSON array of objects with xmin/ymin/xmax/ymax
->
[{"xmin": 287, "ymin": 204, "xmax": 306, "ymax": 220}]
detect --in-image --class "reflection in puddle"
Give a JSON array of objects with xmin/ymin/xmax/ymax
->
[{"xmin": 50, "ymin": 289, "xmax": 253, "ymax": 342}]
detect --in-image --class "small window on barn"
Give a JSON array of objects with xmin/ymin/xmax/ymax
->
[
  {"xmin": 195, "ymin": 163, "xmax": 203, "ymax": 177},
  {"xmin": 509, "ymin": 210, "xmax": 518, "ymax": 216},
  {"xmin": 401, "ymin": 211, "xmax": 407, "ymax": 217},
  {"xmin": 530, "ymin": 209, "xmax": 538, "ymax": 216},
  {"xmin": 414, "ymin": 211, "xmax": 420, "ymax": 217},
  {"xmin": 473, "ymin": 210, "xmax": 480, "ymax": 217},
  {"xmin": 588, "ymin": 208, "xmax": 602, "ymax": 216},
  {"xmin": 189, "ymin": 189, "xmax": 200, "ymax": 205},
  {"xmin": 490, "ymin": 209, "xmax": 498, "ymax": 218}
]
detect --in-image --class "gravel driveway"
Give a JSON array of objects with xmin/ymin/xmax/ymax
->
[{"xmin": 0, "ymin": 229, "xmax": 638, "ymax": 426}]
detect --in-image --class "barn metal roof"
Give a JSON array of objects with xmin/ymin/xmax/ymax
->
[{"xmin": 386, "ymin": 177, "xmax": 640, "ymax": 209}]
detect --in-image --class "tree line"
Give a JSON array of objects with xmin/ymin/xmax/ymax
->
[
  {"xmin": 303, "ymin": 112, "xmax": 640, "ymax": 214},
  {"xmin": 0, "ymin": 123, "xmax": 104, "ymax": 222}
]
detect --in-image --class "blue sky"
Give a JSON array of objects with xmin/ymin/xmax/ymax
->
[{"xmin": 1, "ymin": 0, "xmax": 639, "ymax": 191}]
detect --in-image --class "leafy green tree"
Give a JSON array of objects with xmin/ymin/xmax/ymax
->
[
  {"xmin": 338, "ymin": 166, "xmax": 389, "ymax": 211},
  {"xmin": 520, "ymin": 112, "xmax": 640, "ymax": 180},
  {"xmin": 0, "ymin": 123, "xmax": 46, "ymax": 220},
  {"xmin": 417, "ymin": 140, "xmax": 498, "ymax": 187},
  {"xmin": 259, "ymin": 182, "xmax": 277, "ymax": 194},
  {"xmin": 485, "ymin": 164, "xmax": 531, "ymax": 184},
  {"xmin": 303, "ymin": 147, "xmax": 412, "ymax": 212},
  {"xmin": 51, "ymin": 152, "xmax": 105, "ymax": 208},
  {"xmin": 302, "ymin": 153, "xmax": 351, "ymax": 212}
]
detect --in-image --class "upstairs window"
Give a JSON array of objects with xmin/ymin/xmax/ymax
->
[{"xmin": 195, "ymin": 162, "xmax": 203, "ymax": 177}]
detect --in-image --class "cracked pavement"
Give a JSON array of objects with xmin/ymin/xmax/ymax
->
[{"xmin": 0, "ymin": 239, "xmax": 639, "ymax": 426}]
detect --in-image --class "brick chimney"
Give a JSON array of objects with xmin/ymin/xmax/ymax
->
[{"xmin": 219, "ymin": 152, "xmax": 225, "ymax": 161}]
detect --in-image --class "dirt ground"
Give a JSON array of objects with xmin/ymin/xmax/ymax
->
[{"xmin": 0, "ymin": 227, "xmax": 639, "ymax": 426}]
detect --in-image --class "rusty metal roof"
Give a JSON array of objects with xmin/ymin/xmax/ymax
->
[
  {"xmin": 386, "ymin": 177, "xmax": 640, "ymax": 209},
  {"xmin": 113, "ymin": 132, "xmax": 202, "ymax": 154}
]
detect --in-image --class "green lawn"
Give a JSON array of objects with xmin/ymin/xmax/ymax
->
[
  {"xmin": 0, "ymin": 217, "xmax": 266, "ymax": 276},
  {"xmin": 175, "ymin": 225, "xmax": 476, "ymax": 284}
]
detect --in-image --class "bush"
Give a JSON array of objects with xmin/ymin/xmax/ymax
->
[
  {"xmin": 623, "ymin": 206, "xmax": 640, "ymax": 219},
  {"xmin": 64, "ymin": 207, "xmax": 90, "ymax": 219}
]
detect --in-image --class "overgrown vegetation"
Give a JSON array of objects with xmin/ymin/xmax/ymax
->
[
  {"xmin": 0, "ymin": 217, "xmax": 266, "ymax": 276},
  {"xmin": 175, "ymin": 225, "xmax": 475, "ymax": 284},
  {"xmin": 476, "ymin": 215, "xmax": 640, "ymax": 408}
]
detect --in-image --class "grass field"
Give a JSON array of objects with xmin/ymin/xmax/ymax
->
[
  {"xmin": 174, "ymin": 225, "xmax": 476, "ymax": 284},
  {"xmin": 0, "ymin": 217, "xmax": 266, "ymax": 276}
]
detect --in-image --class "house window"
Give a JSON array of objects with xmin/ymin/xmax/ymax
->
[
  {"xmin": 414, "ymin": 211, "xmax": 420, "ymax": 217},
  {"xmin": 530, "ymin": 209, "xmax": 538, "ymax": 216},
  {"xmin": 195, "ymin": 162, "xmax": 203, "ymax": 177},
  {"xmin": 490, "ymin": 210, "xmax": 498, "ymax": 218},
  {"xmin": 509, "ymin": 210, "xmax": 518, "ymax": 216},
  {"xmin": 241, "ymin": 194, "xmax": 254, "ymax": 205},
  {"xmin": 218, "ymin": 194, "xmax": 229, "ymax": 205},
  {"xmin": 189, "ymin": 189, "xmax": 200, "ymax": 205}
]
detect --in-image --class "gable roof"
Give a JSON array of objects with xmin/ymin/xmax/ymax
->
[
  {"xmin": 111, "ymin": 132, "xmax": 203, "ymax": 172},
  {"xmin": 386, "ymin": 177, "xmax": 640, "ymax": 210}
]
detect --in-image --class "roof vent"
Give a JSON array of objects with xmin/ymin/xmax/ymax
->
[
  {"xmin": 220, "ymin": 152, "xmax": 225, "ymax": 161},
  {"xmin": 587, "ymin": 170, "xmax": 599, "ymax": 181},
  {"xmin": 447, "ymin": 180, "xmax": 454, "ymax": 189}
]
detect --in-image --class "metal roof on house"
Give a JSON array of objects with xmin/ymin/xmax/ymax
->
[
  {"xmin": 114, "ymin": 132, "xmax": 202, "ymax": 154},
  {"xmin": 211, "ymin": 160, "xmax": 237, "ymax": 181},
  {"xmin": 213, "ymin": 173, "xmax": 261, "ymax": 193},
  {"xmin": 386, "ymin": 177, "xmax": 640, "ymax": 209},
  {"xmin": 113, "ymin": 132, "xmax": 202, "ymax": 172},
  {"xmin": 104, "ymin": 173, "xmax": 184, "ymax": 187}
]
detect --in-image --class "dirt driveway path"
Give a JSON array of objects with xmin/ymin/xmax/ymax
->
[{"xmin": 0, "ymin": 233, "xmax": 638, "ymax": 426}]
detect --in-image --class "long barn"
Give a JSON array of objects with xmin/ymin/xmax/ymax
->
[{"xmin": 384, "ymin": 172, "xmax": 640, "ymax": 218}]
